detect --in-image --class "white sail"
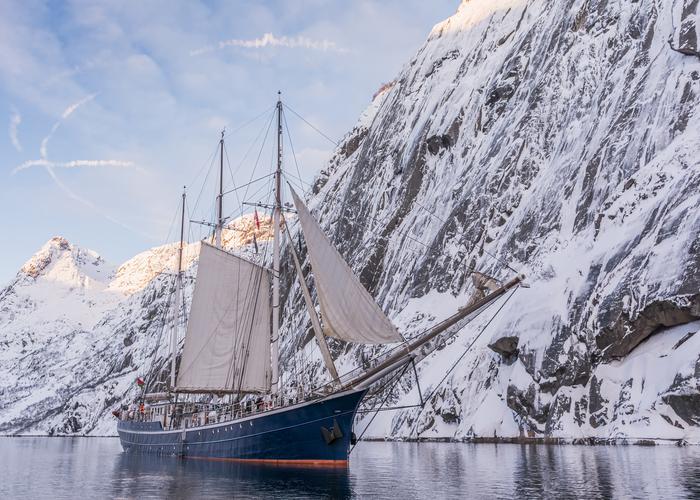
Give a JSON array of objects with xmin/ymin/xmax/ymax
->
[
  {"xmin": 177, "ymin": 242, "xmax": 271, "ymax": 393},
  {"xmin": 290, "ymin": 188, "xmax": 402, "ymax": 344}
]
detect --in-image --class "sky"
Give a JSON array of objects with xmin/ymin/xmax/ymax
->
[{"xmin": 0, "ymin": 0, "xmax": 458, "ymax": 284}]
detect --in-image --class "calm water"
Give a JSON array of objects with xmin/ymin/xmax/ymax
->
[{"xmin": 1, "ymin": 438, "xmax": 700, "ymax": 499}]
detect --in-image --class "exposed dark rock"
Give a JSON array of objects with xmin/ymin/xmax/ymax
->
[
  {"xmin": 677, "ymin": 0, "xmax": 699, "ymax": 56},
  {"xmin": 339, "ymin": 128, "xmax": 368, "ymax": 159},
  {"xmin": 589, "ymin": 376, "xmax": 609, "ymax": 428},
  {"xmin": 545, "ymin": 392, "xmax": 572, "ymax": 434},
  {"xmin": 673, "ymin": 330, "xmax": 697, "ymax": 350},
  {"xmin": 311, "ymin": 171, "xmax": 329, "ymax": 195},
  {"xmin": 440, "ymin": 405, "xmax": 460, "ymax": 424},
  {"xmin": 426, "ymin": 134, "xmax": 453, "ymax": 155},
  {"xmin": 668, "ymin": 40, "xmax": 700, "ymax": 60},
  {"xmin": 488, "ymin": 336, "xmax": 519, "ymax": 363},
  {"xmin": 507, "ymin": 383, "xmax": 550, "ymax": 427},
  {"xmin": 612, "ymin": 378, "xmax": 635, "ymax": 421},
  {"xmin": 596, "ymin": 295, "xmax": 700, "ymax": 360},
  {"xmin": 662, "ymin": 371, "xmax": 700, "ymax": 426}
]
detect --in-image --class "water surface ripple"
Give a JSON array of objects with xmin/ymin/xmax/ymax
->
[{"xmin": 1, "ymin": 437, "xmax": 699, "ymax": 498}]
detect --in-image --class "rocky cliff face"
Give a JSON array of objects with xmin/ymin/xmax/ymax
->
[
  {"xmin": 1, "ymin": 0, "xmax": 699, "ymax": 441},
  {"xmin": 293, "ymin": 0, "xmax": 700, "ymax": 441}
]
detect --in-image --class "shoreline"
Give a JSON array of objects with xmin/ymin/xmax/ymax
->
[
  {"xmin": 363, "ymin": 436, "xmax": 698, "ymax": 446},
  {"xmin": 2, "ymin": 434, "xmax": 697, "ymax": 446}
]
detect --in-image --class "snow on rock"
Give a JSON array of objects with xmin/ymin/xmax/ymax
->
[
  {"xmin": 2, "ymin": 0, "xmax": 700, "ymax": 442},
  {"xmin": 0, "ymin": 216, "xmax": 269, "ymax": 436},
  {"xmin": 285, "ymin": 0, "xmax": 700, "ymax": 442}
]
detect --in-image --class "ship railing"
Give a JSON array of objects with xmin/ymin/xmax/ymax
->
[{"xmin": 132, "ymin": 344, "xmax": 415, "ymax": 428}]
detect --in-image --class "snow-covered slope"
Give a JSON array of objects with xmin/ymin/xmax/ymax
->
[
  {"xmin": 0, "ymin": 217, "xmax": 269, "ymax": 435},
  {"xmin": 1, "ymin": 0, "xmax": 699, "ymax": 441},
  {"xmin": 293, "ymin": 0, "xmax": 700, "ymax": 442}
]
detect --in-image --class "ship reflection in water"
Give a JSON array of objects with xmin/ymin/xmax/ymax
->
[
  {"xmin": 114, "ymin": 451, "xmax": 352, "ymax": 498},
  {"xmin": 2, "ymin": 437, "xmax": 700, "ymax": 498}
]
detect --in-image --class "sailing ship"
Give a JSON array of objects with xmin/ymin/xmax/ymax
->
[{"xmin": 116, "ymin": 96, "xmax": 523, "ymax": 465}]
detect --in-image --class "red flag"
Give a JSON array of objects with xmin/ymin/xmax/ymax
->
[
  {"xmin": 136, "ymin": 377, "xmax": 145, "ymax": 387},
  {"xmin": 254, "ymin": 209, "xmax": 260, "ymax": 230}
]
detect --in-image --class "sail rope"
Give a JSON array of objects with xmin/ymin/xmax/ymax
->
[
  {"xmin": 274, "ymin": 110, "xmax": 515, "ymax": 397},
  {"xmin": 142, "ymin": 273, "xmax": 177, "ymax": 394},
  {"xmin": 228, "ymin": 137, "xmax": 277, "ymax": 395},
  {"xmin": 282, "ymin": 109, "xmax": 306, "ymax": 196},
  {"xmin": 282, "ymin": 103, "xmax": 340, "ymax": 147},
  {"xmin": 281, "ymin": 172, "xmax": 508, "ymax": 288},
  {"xmin": 409, "ymin": 286, "xmax": 519, "ymax": 438},
  {"xmin": 281, "ymin": 104, "xmax": 522, "ymax": 278},
  {"xmin": 348, "ymin": 362, "xmax": 412, "ymax": 455},
  {"xmin": 348, "ymin": 285, "xmax": 518, "ymax": 449},
  {"xmin": 140, "ymin": 189, "xmax": 194, "ymax": 395}
]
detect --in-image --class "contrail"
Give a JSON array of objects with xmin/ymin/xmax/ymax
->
[
  {"xmin": 40, "ymin": 122, "xmax": 61, "ymax": 159},
  {"xmin": 62, "ymin": 92, "xmax": 99, "ymax": 119},
  {"xmin": 43, "ymin": 164, "xmax": 150, "ymax": 238},
  {"xmin": 190, "ymin": 33, "xmax": 347, "ymax": 56},
  {"xmin": 9, "ymin": 108, "xmax": 22, "ymax": 152},
  {"xmin": 41, "ymin": 93, "xmax": 99, "ymax": 158},
  {"xmin": 12, "ymin": 159, "xmax": 135, "ymax": 175},
  {"xmin": 11, "ymin": 92, "xmax": 149, "ymax": 239}
]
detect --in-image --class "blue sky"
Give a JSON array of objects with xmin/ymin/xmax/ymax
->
[{"xmin": 0, "ymin": 0, "xmax": 457, "ymax": 284}]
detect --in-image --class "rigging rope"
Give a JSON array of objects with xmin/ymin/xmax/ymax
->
[
  {"xmin": 348, "ymin": 362, "xmax": 411, "ymax": 455},
  {"xmin": 283, "ymin": 103, "xmax": 340, "ymax": 147},
  {"xmin": 409, "ymin": 286, "xmax": 519, "ymax": 437}
]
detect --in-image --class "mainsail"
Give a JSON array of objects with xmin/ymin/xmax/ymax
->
[
  {"xmin": 177, "ymin": 242, "xmax": 271, "ymax": 393},
  {"xmin": 290, "ymin": 188, "xmax": 402, "ymax": 345}
]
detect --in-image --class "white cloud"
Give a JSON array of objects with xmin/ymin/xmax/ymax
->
[
  {"xmin": 12, "ymin": 158, "xmax": 135, "ymax": 174},
  {"xmin": 190, "ymin": 33, "xmax": 348, "ymax": 56},
  {"xmin": 9, "ymin": 108, "xmax": 22, "ymax": 152}
]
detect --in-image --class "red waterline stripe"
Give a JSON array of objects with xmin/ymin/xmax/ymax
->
[{"xmin": 186, "ymin": 455, "xmax": 349, "ymax": 468}]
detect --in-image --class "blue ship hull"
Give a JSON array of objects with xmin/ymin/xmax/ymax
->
[{"xmin": 117, "ymin": 388, "xmax": 367, "ymax": 464}]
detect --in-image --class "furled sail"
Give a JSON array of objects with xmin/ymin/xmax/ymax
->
[
  {"xmin": 177, "ymin": 242, "xmax": 271, "ymax": 393},
  {"xmin": 290, "ymin": 188, "xmax": 402, "ymax": 344}
]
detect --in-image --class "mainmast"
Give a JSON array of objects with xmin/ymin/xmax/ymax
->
[
  {"xmin": 216, "ymin": 130, "xmax": 225, "ymax": 248},
  {"xmin": 270, "ymin": 93, "xmax": 282, "ymax": 394},
  {"xmin": 170, "ymin": 187, "xmax": 186, "ymax": 391}
]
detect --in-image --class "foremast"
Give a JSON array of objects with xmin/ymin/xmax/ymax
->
[
  {"xmin": 170, "ymin": 187, "xmax": 186, "ymax": 390},
  {"xmin": 215, "ymin": 130, "xmax": 224, "ymax": 248},
  {"xmin": 271, "ymin": 94, "xmax": 282, "ymax": 394}
]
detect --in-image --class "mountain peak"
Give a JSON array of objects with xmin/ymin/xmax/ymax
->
[
  {"xmin": 46, "ymin": 236, "xmax": 71, "ymax": 250},
  {"xmin": 19, "ymin": 236, "xmax": 109, "ymax": 283},
  {"xmin": 431, "ymin": 0, "xmax": 524, "ymax": 38},
  {"xmin": 20, "ymin": 236, "xmax": 74, "ymax": 278}
]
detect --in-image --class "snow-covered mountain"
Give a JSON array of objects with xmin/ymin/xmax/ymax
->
[
  {"xmin": 0, "ymin": 220, "xmax": 268, "ymax": 435},
  {"xmin": 2, "ymin": 0, "xmax": 699, "ymax": 441}
]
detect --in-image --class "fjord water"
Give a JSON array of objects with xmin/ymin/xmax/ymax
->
[{"xmin": 1, "ymin": 438, "xmax": 699, "ymax": 499}]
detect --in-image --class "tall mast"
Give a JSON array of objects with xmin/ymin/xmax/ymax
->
[
  {"xmin": 216, "ymin": 129, "xmax": 224, "ymax": 248},
  {"xmin": 170, "ymin": 187, "xmax": 186, "ymax": 391},
  {"xmin": 271, "ymin": 93, "xmax": 282, "ymax": 394}
]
